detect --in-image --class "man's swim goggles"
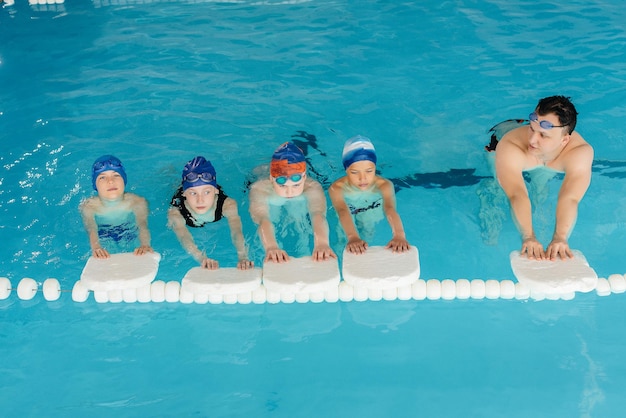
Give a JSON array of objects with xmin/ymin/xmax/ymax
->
[
  {"xmin": 183, "ymin": 171, "xmax": 215, "ymax": 184},
  {"xmin": 273, "ymin": 173, "xmax": 303, "ymax": 185},
  {"xmin": 529, "ymin": 112, "xmax": 566, "ymax": 130}
]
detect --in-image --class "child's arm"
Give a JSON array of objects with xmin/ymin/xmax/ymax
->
[
  {"xmin": 167, "ymin": 207, "xmax": 218, "ymax": 269},
  {"xmin": 304, "ymin": 180, "xmax": 336, "ymax": 261},
  {"xmin": 222, "ymin": 197, "xmax": 254, "ymax": 270},
  {"xmin": 379, "ymin": 179, "xmax": 410, "ymax": 253},
  {"xmin": 79, "ymin": 198, "xmax": 110, "ymax": 259},
  {"xmin": 329, "ymin": 178, "xmax": 368, "ymax": 254},
  {"xmin": 130, "ymin": 194, "xmax": 154, "ymax": 256},
  {"xmin": 249, "ymin": 180, "xmax": 289, "ymax": 263}
]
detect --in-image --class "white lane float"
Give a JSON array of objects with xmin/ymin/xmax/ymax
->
[
  {"xmin": 71, "ymin": 280, "xmax": 89, "ymax": 303},
  {"xmin": 596, "ymin": 278, "xmax": 611, "ymax": 297},
  {"xmin": 42, "ymin": 278, "xmax": 61, "ymax": 301},
  {"xmin": 17, "ymin": 278, "xmax": 38, "ymax": 301},
  {"xmin": 150, "ymin": 280, "xmax": 166, "ymax": 303},
  {"xmin": 4, "ymin": 246, "xmax": 626, "ymax": 304},
  {"xmin": 608, "ymin": 274, "xmax": 626, "ymax": 294},
  {"xmin": 165, "ymin": 281, "xmax": 181, "ymax": 303},
  {"xmin": 0, "ymin": 277, "xmax": 12, "ymax": 300}
]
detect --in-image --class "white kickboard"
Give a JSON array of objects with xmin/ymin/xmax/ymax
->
[
  {"xmin": 181, "ymin": 267, "xmax": 262, "ymax": 295},
  {"xmin": 510, "ymin": 250, "xmax": 598, "ymax": 295},
  {"xmin": 342, "ymin": 245, "xmax": 420, "ymax": 289},
  {"xmin": 262, "ymin": 256, "xmax": 340, "ymax": 293},
  {"xmin": 80, "ymin": 252, "xmax": 161, "ymax": 291}
]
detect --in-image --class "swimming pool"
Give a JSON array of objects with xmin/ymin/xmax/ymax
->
[{"xmin": 2, "ymin": 0, "xmax": 626, "ymax": 416}]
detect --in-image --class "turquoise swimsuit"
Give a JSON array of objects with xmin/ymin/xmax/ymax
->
[{"xmin": 348, "ymin": 198, "xmax": 382, "ymax": 215}]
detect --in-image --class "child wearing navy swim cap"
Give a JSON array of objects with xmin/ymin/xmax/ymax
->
[
  {"xmin": 79, "ymin": 155, "xmax": 154, "ymax": 259},
  {"xmin": 167, "ymin": 156, "xmax": 254, "ymax": 270},
  {"xmin": 248, "ymin": 142, "xmax": 336, "ymax": 263},
  {"xmin": 329, "ymin": 136, "xmax": 410, "ymax": 254}
]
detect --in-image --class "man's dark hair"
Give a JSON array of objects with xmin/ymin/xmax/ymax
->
[{"xmin": 536, "ymin": 95, "xmax": 578, "ymax": 134}]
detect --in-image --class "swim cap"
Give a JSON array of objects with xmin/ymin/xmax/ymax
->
[
  {"xmin": 342, "ymin": 135, "xmax": 377, "ymax": 169},
  {"xmin": 182, "ymin": 156, "xmax": 217, "ymax": 190},
  {"xmin": 92, "ymin": 155, "xmax": 127, "ymax": 190},
  {"xmin": 270, "ymin": 142, "xmax": 307, "ymax": 177}
]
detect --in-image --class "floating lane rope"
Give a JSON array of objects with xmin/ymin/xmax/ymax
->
[
  {"xmin": 1, "ymin": 247, "xmax": 625, "ymax": 304},
  {"xmin": 2, "ymin": 275, "xmax": 626, "ymax": 304}
]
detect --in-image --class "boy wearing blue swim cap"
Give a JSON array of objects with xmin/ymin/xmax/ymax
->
[
  {"xmin": 329, "ymin": 136, "xmax": 410, "ymax": 254},
  {"xmin": 167, "ymin": 156, "xmax": 253, "ymax": 270},
  {"xmin": 79, "ymin": 155, "xmax": 154, "ymax": 259},
  {"xmin": 248, "ymin": 142, "xmax": 336, "ymax": 263}
]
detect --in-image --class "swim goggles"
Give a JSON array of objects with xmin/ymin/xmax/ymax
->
[
  {"xmin": 93, "ymin": 159, "xmax": 123, "ymax": 171},
  {"xmin": 529, "ymin": 112, "xmax": 566, "ymax": 130},
  {"xmin": 273, "ymin": 173, "xmax": 303, "ymax": 185},
  {"xmin": 183, "ymin": 171, "xmax": 215, "ymax": 183}
]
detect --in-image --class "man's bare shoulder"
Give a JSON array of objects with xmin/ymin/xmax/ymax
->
[
  {"xmin": 562, "ymin": 133, "xmax": 594, "ymax": 169},
  {"xmin": 499, "ymin": 125, "xmax": 528, "ymax": 143},
  {"xmin": 495, "ymin": 127, "xmax": 527, "ymax": 159},
  {"xmin": 568, "ymin": 131, "xmax": 592, "ymax": 150}
]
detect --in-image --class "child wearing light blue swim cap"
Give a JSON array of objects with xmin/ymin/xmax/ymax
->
[
  {"xmin": 329, "ymin": 135, "xmax": 410, "ymax": 254},
  {"xmin": 167, "ymin": 156, "xmax": 254, "ymax": 270},
  {"xmin": 79, "ymin": 155, "xmax": 154, "ymax": 259}
]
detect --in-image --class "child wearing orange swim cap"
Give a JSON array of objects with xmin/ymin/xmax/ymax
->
[{"xmin": 248, "ymin": 142, "xmax": 336, "ymax": 263}]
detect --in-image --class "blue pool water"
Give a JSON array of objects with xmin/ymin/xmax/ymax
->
[{"xmin": 2, "ymin": 0, "xmax": 626, "ymax": 416}]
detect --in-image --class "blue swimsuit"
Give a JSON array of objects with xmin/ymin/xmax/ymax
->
[{"xmin": 95, "ymin": 211, "xmax": 138, "ymax": 244}]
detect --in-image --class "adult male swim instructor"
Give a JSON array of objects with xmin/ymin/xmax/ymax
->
[{"xmin": 493, "ymin": 96, "xmax": 593, "ymax": 261}]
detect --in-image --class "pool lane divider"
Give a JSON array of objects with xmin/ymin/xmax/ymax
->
[
  {"xmin": 2, "ymin": 275, "xmax": 626, "ymax": 304},
  {"xmin": 2, "ymin": 247, "xmax": 624, "ymax": 304}
]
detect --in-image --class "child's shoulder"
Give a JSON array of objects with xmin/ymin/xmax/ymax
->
[
  {"xmin": 221, "ymin": 195, "xmax": 239, "ymax": 216},
  {"xmin": 79, "ymin": 195, "xmax": 100, "ymax": 210},
  {"xmin": 303, "ymin": 177, "xmax": 324, "ymax": 191},
  {"xmin": 250, "ymin": 178, "xmax": 272, "ymax": 193},
  {"xmin": 123, "ymin": 192, "xmax": 148, "ymax": 203},
  {"xmin": 375, "ymin": 175, "xmax": 393, "ymax": 187},
  {"xmin": 330, "ymin": 175, "xmax": 348, "ymax": 187},
  {"xmin": 374, "ymin": 176, "xmax": 396, "ymax": 196}
]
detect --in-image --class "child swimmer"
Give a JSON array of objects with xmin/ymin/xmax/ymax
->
[
  {"xmin": 79, "ymin": 155, "xmax": 154, "ymax": 259},
  {"xmin": 329, "ymin": 135, "xmax": 410, "ymax": 254},
  {"xmin": 168, "ymin": 156, "xmax": 254, "ymax": 270},
  {"xmin": 248, "ymin": 141, "xmax": 336, "ymax": 263}
]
